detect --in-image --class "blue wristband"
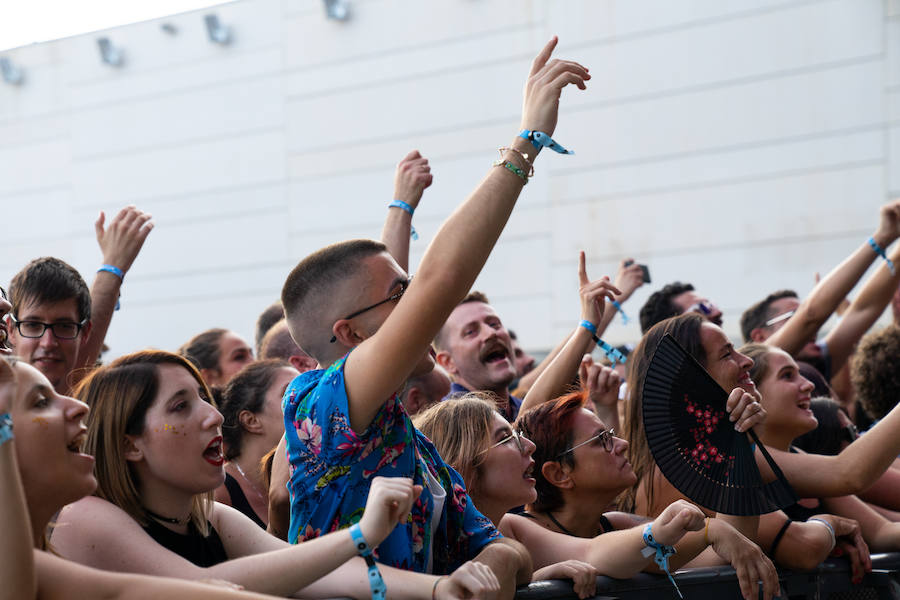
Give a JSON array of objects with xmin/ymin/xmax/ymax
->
[
  {"xmin": 578, "ymin": 319, "xmax": 597, "ymax": 335},
  {"xmin": 98, "ymin": 264, "xmax": 123, "ymax": 311},
  {"xmin": 349, "ymin": 523, "xmax": 386, "ymax": 600},
  {"xmin": 389, "ymin": 200, "xmax": 418, "ymax": 241},
  {"xmin": 610, "ymin": 299, "xmax": 631, "ymax": 325},
  {"xmin": 592, "ymin": 334, "xmax": 628, "ymax": 368},
  {"xmin": 0, "ymin": 413, "xmax": 13, "ymax": 446},
  {"xmin": 98, "ymin": 264, "xmax": 124, "ymax": 280},
  {"xmin": 518, "ymin": 129, "xmax": 574, "ymax": 154},
  {"xmin": 642, "ymin": 523, "xmax": 682, "ymax": 599},
  {"xmin": 868, "ymin": 237, "xmax": 896, "ymax": 275}
]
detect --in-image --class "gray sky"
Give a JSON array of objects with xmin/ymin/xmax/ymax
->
[{"xmin": 1, "ymin": 0, "xmax": 226, "ymax": 51}]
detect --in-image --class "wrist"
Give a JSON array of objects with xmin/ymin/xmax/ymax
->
[{"xmin": 872, "ymin": 230, "xmax": 895, "ymax": 250}]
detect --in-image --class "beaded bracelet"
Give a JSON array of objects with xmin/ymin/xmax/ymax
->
[
  {"xmin": 389, "ymin": 199, "xmax": 419, "ymax": 240},
  {"xmin": 868, "ymin": 236, "xmax": 896, "ymax": 275},
  {"xmin": 497, "ymin": 146, "xmax": 534, "ymax": 177},
  {"xmin": 349, "ymin": 523, "xmax": 386, "ymax": 600},
  {"xmin": 492, "ymin": 159, "xmax": 528, "ymax": 184}
]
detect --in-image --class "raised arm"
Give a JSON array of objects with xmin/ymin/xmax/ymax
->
[
  {"xmin": 381, "ymin": 150, "xmax": 433, "ymax": 272},
  {"xmin": 823, "ymin": 203, "xmax": 900, "ymax": 373},
  {"xmin": 0, "ymin": 360, "xmax": 35, "ymax": 600},
  {"xmin": 755, "ymin": 404, "xmax": 900, "ymax": 497},
  {"xmin": 767, "ymin": 201, "xmax": 900, "ymax": 356},
  {"xmin": 520, "ymin": 252, "xmax": 618, "ymax": 412},
  {"xmin": 345, "ymin": 37, "xmax": 590, "ymax": 431},
  {"xmin": 76, "ymin": 206, "xmax": 153, "ymax": 382}
]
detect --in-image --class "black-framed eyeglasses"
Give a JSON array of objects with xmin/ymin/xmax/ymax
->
[
  {"xmin": 0, "ymin": 286, "xmax": 7, "ymax": 303},
  {"xmin": 10, "ymin": 315, "xmax": 88, "ymax": 340},
  {"xmin": 557, "ymin": 428, "xmax": 615, "ymax": 457},
  {"xmin": 491, "ymin": 429, "xmax": 529, "ymax": 454},
  {"xmin": 329, "ymin": 277, "xmax": 412, "ymax": 344}
]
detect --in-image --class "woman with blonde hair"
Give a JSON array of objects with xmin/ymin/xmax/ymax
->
[{"xmin": 50, "ymin": 350, "xmax": 497, "ymax": 599}]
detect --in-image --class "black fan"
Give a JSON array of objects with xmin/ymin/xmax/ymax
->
[{"xmin": 642, "ymin": 334, "xmax": 796, "ymax": 515}]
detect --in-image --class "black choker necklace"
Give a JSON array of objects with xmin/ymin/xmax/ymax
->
[{"xmin": 144, "ymin": 508, "xmax": 189, "ymax": 526}]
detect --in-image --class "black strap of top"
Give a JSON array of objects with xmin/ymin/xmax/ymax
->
[{"xmin": 769, "ymin": 518, "xmax": 793, "ymax": 556}]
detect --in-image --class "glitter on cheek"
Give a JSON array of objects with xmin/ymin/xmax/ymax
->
[{"xmin": 32, "ymin": 417, "xmax": 49, "ymax": 428}]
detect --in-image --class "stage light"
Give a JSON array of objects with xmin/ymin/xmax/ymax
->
[
  {"xmin": 323, "ymin": 0, "xmax": 350, "ymax": 21},
  {"xmin": 205, "ymin": 14, "xmax": 232, "ymax": 45},
  {"xmin": 97, "ymin": 37, "xmax": 124, "ymax": 67}
]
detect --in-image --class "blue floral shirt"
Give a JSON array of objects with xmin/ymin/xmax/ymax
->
[{"xmin": 283, "ymin": 355, "xmax": 501, "ymax": 573}]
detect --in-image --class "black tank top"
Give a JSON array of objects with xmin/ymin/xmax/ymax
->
[
  {"xmin": 224, "ymin": 472, "xmax": 266, "ymax": 529},
  {"xmin": 142, "ymin": 518, "xmax": 229, "ymax": 567}
]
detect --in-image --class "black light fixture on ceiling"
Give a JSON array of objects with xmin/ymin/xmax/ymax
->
[
  {"xmin": 97, "ymin": 37, "xmax": 124, "ymax": 66},
  {"xmin": 323, "ymin": 0, "xmax": 350, "ymax": 21},
  {"xmin": 0, "ymin": 57, "xmax": 24, "ymax": 85},
  {"xmin": 204, "ymin": 14, "xmax": 233, "ymax": 45}
]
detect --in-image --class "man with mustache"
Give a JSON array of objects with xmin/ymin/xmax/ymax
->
[{"xmin": 434, "ymin": 292, "xmax": 523, "ymax": 422}]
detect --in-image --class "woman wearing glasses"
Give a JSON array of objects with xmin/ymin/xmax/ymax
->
[
  {"xmin": 48, "ymin": 350, "xmax": 498, "ymax": 599},
  {"xmin": 413, "ymin": 395, "xmax": 781, "ymax": 600}
]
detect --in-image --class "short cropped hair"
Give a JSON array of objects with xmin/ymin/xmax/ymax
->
[
  {"xmin": 281, "ymin": 239, "xmax": 387, "ymax": 362},
  {"xmin": 851, "ymin": 325, "xmax": 900, "ymax": 420},
  {"xmin": 10, "ymin": 257, "xmax": 91, "ymax": 322},
  {"xmin": 433, "ymin": 290, "xmax": 491, "ymax": 351},
  {"xmin": 254, "ymin": 301, "xmax": 284, "ymax": 355},
  {"xmin": 639, "ymin": 282, "xmax": 694, "ymax": 333},
  {"xmin": 259, "ymin": 319, "xmax": 301, "ymax": 360},
  {"xmin": 739, "ymin": 290, "xmax": 798, "ymax": 343}
]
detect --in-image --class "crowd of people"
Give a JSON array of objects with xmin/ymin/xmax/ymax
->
[{"xmin": 4, "ymin": 36, "xmax": 900, "ymax": 600}]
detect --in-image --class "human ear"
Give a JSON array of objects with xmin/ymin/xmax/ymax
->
[
  {"xmin": 749, "ymin": 328, "xmax": 768, "ymax": 343},
  {"xmin": 434, "ymin": 351, "xmax": 457, "ymax": 376},
  {"xmin": 541, "ymin": 460, "xmax": 574, "ymax": 490},
  {"xmin": 123, "ymin": 436, "xmax": 143, "ymax": 462},
  {"xmin": 199, "ymin": 367, "xmax": 222, "ymax": 388},
  {"xmin": 331, "ymin": 320, "xmax": 365, "ymax": 348},
  {"xmin": 238, "ymin": 409, "xmax": 263, "ymax": 434}
]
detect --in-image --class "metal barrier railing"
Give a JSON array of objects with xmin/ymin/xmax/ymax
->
[{"xmin": 515, "ymin": 553, "xmax": 900, "ymax": 600}]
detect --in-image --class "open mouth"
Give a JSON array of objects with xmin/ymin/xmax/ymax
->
[
  {"xmin": 737, "ymin": 372, "xmax": 756, "ymax": 389},
  {"xmin": 203, "ymin": 436, "xmax": 224, "ymax": 466},
  {"xmin": 67, "ymin": 431, "xmax": 86, "ymax": 453},
  {"xmin": 481, "ymin": 343, "xmax": 510, "ymax": 365},
  {"xmin": 523, "ymin": 461, "xmax": 535, "ymax": 481}
]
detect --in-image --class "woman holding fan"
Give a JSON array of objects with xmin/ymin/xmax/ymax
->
[{"xmin": 622, "ymin": 313, "xmax": 871, "ymax": 579}]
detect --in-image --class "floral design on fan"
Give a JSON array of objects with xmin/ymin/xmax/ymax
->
[{"xmin": 683, "ymin": 395, "xmax": 733, "ymax": 470}]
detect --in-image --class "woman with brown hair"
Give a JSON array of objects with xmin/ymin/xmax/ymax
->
[
  {"xmin": 49, "ymin": 350, "xmax": 497, "ymax": 599},
  {"xmin": 622, "ymin": 313, "xmax": 872, "ymax": 581}
]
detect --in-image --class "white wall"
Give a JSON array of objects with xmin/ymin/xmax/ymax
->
[{"xmin": 0, "ymin": 0, "xmax": 897, "ymax": 359}]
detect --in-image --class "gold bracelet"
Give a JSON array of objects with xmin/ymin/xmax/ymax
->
[{"xmin": 704, "ymin": 517, "xmax": 711, "ymax": 546}]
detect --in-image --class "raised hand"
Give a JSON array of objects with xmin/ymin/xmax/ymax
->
[
  {"xmin": 520, "ymin": 37, "xmax": 590, "ymax": 138},
  {"xmin": 531, "ymin": 560, "xmax": 598, "ymax": 599},
  {"xmin": 873, "ymin": 199, "xmax": 900, "ymax": 249},
  {"xmin": 579, "ymin": 356, "xmax": 621, "ymax": 414},
  {"xmin": 650, "ymin": 499, "xmax": 706, "ymax": 547},
  {"xmin": 726, "ymin": 388, "xmax": 766, "ymax": 433},
  {"xmin": 613, "ymin": 259, "xmax": 646, "ymax": 304},
  {"xmin": 95, "ymin": 205, "xmax": 154, "ymax": 275},
  {"xmin": 436, "ymin": 561, "xmax": 501, "ymax": 600},
  {"xmin": 357, "ymin": 477, "xmax": 421, "ymax": 548},
  {"xmin": 578, "ymin": 252, "xmax": 620, "ymax": 326},
  {"xmin": 393, "ymin": 150, "xmax": 433, "ymax": 210}
]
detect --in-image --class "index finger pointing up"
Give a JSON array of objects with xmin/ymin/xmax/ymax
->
[{"xmin": 578, "ymin": 250, "xmax": 589, "ymax": 285}]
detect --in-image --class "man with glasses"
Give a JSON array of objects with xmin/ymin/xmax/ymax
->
[
  {"xmin": 639, "ymin": 281, "xmax": 723, "ymax": 334},
  {"xmin": 7, "ymin": 206, "xmax": 153, "ymax": 393},
  {"xmin": 277, "ymin": 39, "xmax": 590, "ymax": 591}
]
